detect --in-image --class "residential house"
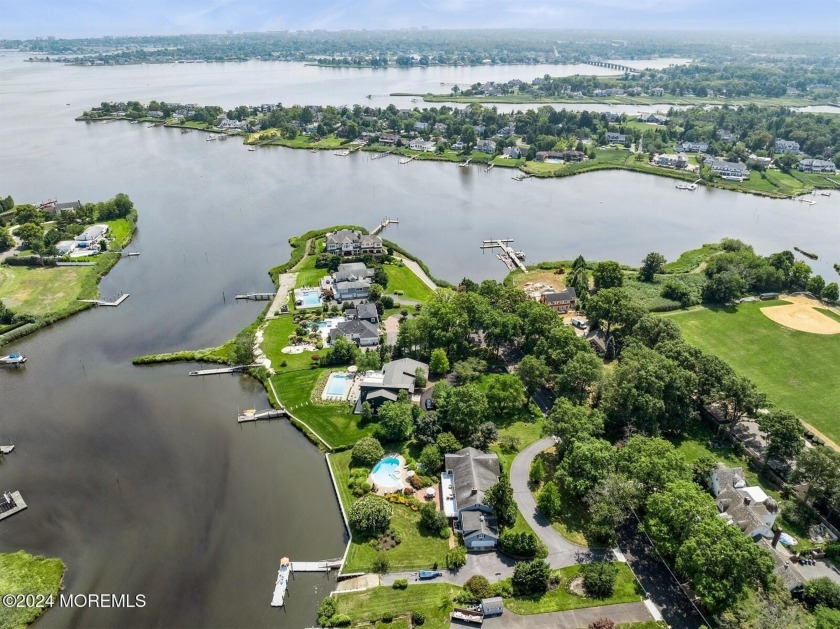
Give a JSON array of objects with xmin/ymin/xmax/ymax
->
[
  {"xmin": 408, "ymin": 138, "xmax": 435, "ymax": 152},
  {"xmin": 602, "ymin": 112, "xmax": 621, "ymax": 123},
  {"xmin": 798, "ymin": 158, "xmax": 836, "ymax": 173},
  {"xmin": 535, "ymin": 150, "xmax": 584, "ymax": 163},
  {"xmin": 593, "ymin": 88, "xmax": 624, "ymax": 97},
  {"xmin": 677, "ymin": 141, "xmax": 709, "ymax": 153},
  {"xmin": 324, "ymin": 230, "xmax": 383, "ymax": 257},
  {"xmin": 345, "ymin": 301, "xmax": 379, "ymax": 324},
  {"xmin": 717, "ymin": 130, "xmax": 737, "ymax": 142},
  {"xmin": 451, "ymin": 140, "xmax": 465, "ymax": 151},
  {"xmin": 747, "ymin": 154, "xmax": 773, "ymax": 169},
  {"xmin": 711, "ymin": 160, "xmax": 749, "ymax": 181},
  {"xmin": 774, "ymin": 139, "xmax": 800, "ymax": 154},
  {"xmin": 334, "ymin": 262, "xmax": 375, "ymax": 283},
  {"xmin": 218, "ymin": 118, "xmax": 242, "ymax": 130},
  {"xmin": 473, "ymin": 125, "xmax": 486, "ymax": 136},
  {"xmin": 476, "ymin": 139, "xmax": 497, "ymax": 154},
  {"xmin": 378, "ymin": 133, "xmax": 400, "ymax": 146},
  {"xmin": 540, "ymin": 287, "xmax": 577, "ymax": 313},
  {"xmin": 354, "ymin": 358, "xmax": 429, "ymax": 413},
  {"xmin": 639, "ymin": 113, "xmax": 668, "ymax": 124},
  {"xmin": 650, "ymin": 87, "xmax": 665, "ymax": 97},
  {"xmin": 655, "ymin": 154, "xmax": 688, "ymax": 169},
  {"xmin": 333, "ymin": 280, "xmax": 370, "ymax": 302},
  {"xmin": 55, "ymin": 240, "xmax": 77, "ymax": 255},
  {"xmin": 414, "ymin": 121, "xmax": 429, "ymax": 132},
  {"xmin": 74, "ymin": 224, "xmax": 108, "ymax": 247},
  {"xmin": 443, "ymin": 447, "xmax": 502, "ymax": 550},
  {"xmin": 605, "ymin": 132, "xmax": 627, "ymax": 144},
  {"xmin": 305, "ymin": 123, "xmax": 319, "ymax": 134},
  {"xmin": 433, "ymin": 122, "xmax": 447, "ymax": 134},
  {"xmin": 710, "ymin": 465, "xmax": 779, "ymax": 538},
  {"xmin": 502, "ymin": 146, "xmax": 521, "ymax": 159},
  {"xmin": 147, "ymin": 110, "xmax": 164, "ymax": 118},
  {"xmin": 329, "ymin": 319, "xmax": 379, "ymax": 347},
  {"xmin": 495, "ymin": 123, "xmax": 516, "ymax": 138},
  {"xmin": 41, "ymin": 200, "xmax": 81, "ymax": 214}
]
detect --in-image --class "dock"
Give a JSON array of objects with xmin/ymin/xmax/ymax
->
[
  {"xmin": 370, "ymin": 217, "xmax": 400, "ymax": 236},
  {"xmin": 122, "ymin": 252, "xmax": 140, "ymax": 257},
  {"xmin": 271, "ymin": 559, "xmax": 292, "ymax": 607},
  {"xmin": 291, "ymin": 559, "xmax": 342, "ymax": 572},
  {"xmin": 458, "ymin": 158, "xmax": 472, "ymax": 168},
  {"xmin": 512, "ymin": 173, "xmax": 533, "ymax": 181},
  {"xmin": 234, "ymin": 292, "xmax": 276, "ymax": 301},
  {"xmin": 189, "ymin": 364, "xmax": 259, "ymax": 376},
  {"xmin": 369, "ymin": 151, "xmax": 393, "ymax": 160},
  {"xmin": 0, "ymin": 491, "xmax": 27, "ymax": 522},
  {"xmin": 480, "ymin": 239, "xmax": 527, "ymax": 272},
  {"xmin": 484, "ymin": 163, "xmax": 495, "ymax": 173},
  {"xmin": 80, "ymin": 293, "xmax": 130, "ymax": 307},
  {"xmin": 399, "ymin": 156, "xmax": 416, "ymax": 164},
  {"xmin": 333, "ymin": 150, "xmax": 351, "ymax": 157},
  {"xmin": 238, "ymin": 408, "xmax": 287, "ymax": 423}
]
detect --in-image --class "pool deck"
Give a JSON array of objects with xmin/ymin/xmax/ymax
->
[
  {"xmin": 321, "ymin": 371, "xmax": 353, "ymax": 401},
  {"xmin": 294, "ymin": 286, "xmax": 324, "ymax": 310}
]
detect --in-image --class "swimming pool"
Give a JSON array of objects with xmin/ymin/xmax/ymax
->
[
  {"xmin": 370, "ymin": 456, "xmax": 402, "ymax": 488},
  {"xmin": 324, "ymin": 373, "xmax": 352, "ymax": 397},
  {"xmin": 299, "ymin": 290, "xmax": 322, "ymax": 308}
]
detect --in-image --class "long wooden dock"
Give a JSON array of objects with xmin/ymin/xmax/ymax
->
[
  {"xmin": 189, "ymin": 364, "xmax": 259, "ymax": 376},
  {"xmin": 480, "ymin": 239, "xmax": 527, "ymax": 272},
  {"xmin": 234, "ymin": 292, "xmax": 276, "ymax": 301},
  {"xmin": 80, "ymin": 293, "xmax": 130, "ymax": 307},
  {"xmin": 238, "ymin": 408, "xmax": 287, "ymax": 423},
  {"xmin": 0, "ymin": 491, "xmax": 27, "ymax": 522},
  {"xmin": 291, "ymin": 559, "xmax": 342, "ymax": 572},
  {"xmin": 370, "ymin": 217, "xmax": 399, "ymax": 236}
]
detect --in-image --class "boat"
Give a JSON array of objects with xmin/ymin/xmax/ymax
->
[
  {"xmin": 206, "ymin": 135, "xmax": 218, "ymax": 141},
  {"xmin": 248, "ymin": 147, "xmax": 257, "ymax": 152},
  {"xmin": 676, "ymin": 182, "xmax": 697, "ymax": 190},
  {"xmin": 0, "ymin": 353, "xmax": 26, "ymax": 366},
  {"xmin": 821, "ymin": 191, "xmax": 832, "ymax": 197},
  {"xmin": 418, "ymin": 570, "xmax": 443, "ymax": 580},
  {"xmin": 309, "ymin": 148, "xmax": 318, "ymax": 153},
  {"xmin": 0, "ymin": 445, "xmax": 13, "ymax": 455}
]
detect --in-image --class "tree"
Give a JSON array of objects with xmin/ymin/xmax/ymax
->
[
  {"xmin": 470, "ymin": 421, "xmax": 499, "ymax": 451},
  {"xmin": 661, "ymin": 281, "xmax": 693, "ymax": 307},
  {"xmin": 823, "ymin": 282, "xmax": 839, "ymax": 304},
  {"xmin": 0, "ymin": 226, "xmax": 14, "ymax": 252},
  {"xmin": 418, "ymin": 444, "xmax": 442, "ymax": 473},
  {"xmin": 586, "ymin": 473, "xmax": 642, "ymax": 545},
  {"xmin": 554, "ymin": 352, "xmax": 603, "ymax": 405},
  {"xmin": 14, "ymin": 222, "xmax": 43, "ymax": 248},
  {"xmin": 517, "ymin": 355, "xmax": 550, "ymax": 396},
  {"xmin": 720, "ymin": 374, "xmax": 766, "ymax": 423},
  {"xmin": 372, "ymin": 554, "xmax": 390, "ymax": 574},
  {"xmin": 529, "ymin": 457, "xmax": 545, "ymax": 486},
  {"xmin": 615, "ymin": 436, "xmax": 692, "ymax": 494},
  {"xmin": 536, "ymin": 481, "xmax": 561, "ymax": 519},
  {"xmin": 638, "ymin": 252, "xmax": 666, "ymax": 282},
  {"xmin": 419, "ymin": 502, "xmax": 449, "ymax": 537},
  {"xmin": 558, "ymin": 438, "xmax": 616, "ymax": 498},
  {"xmin": 805, "ymin": 577, "xmax": 840, "ymax": 610},
  {"xmin": 330, "ymin": 335, "xmax": 359, "ymax": 365},
  {"xmin": 360, "ymin": 401, "xmax": 374, "ymax": 424},
  {"xmin": 376, "ymin": 401, "xmax": 414, "ymax": 441},
  {"xmin": 348, "ymin": 495, "xmax": 393, "ymax": 535},
  {"xmin": 512, "ymin": 559, "xmax": 550, "ymax": 595},
  {"xmin": 452, "ymin": 357, "xmax": 486, "ymax": 384},
  {"xmin": 758, "ymin": 408, "xmax": 804, "ymax": 463},
  {"xmin": 581, "ymin": 562, "xmax": 618, "ymax": 598},
  {"xmin": 644, "ymin": 480, "xmax": 718, "ymax": 561},
  {"xmin": 546, "ymin": 399, "xmax": 605, "ymax": 454},
  {"xmin": 442, "ymin": 384, "xmax": 487, "ymax": 440},
  {"xmin": 807, "ymin": 275, "xmax": 827, "ymax": 298},
  {"xmin": 436, "ymin": 432, "xmax": 462, "ymax": 454},
  {"xmin": 676, "ymin": 517, "xmax": 775, "ymax": 614},
  {"xmin": 485, "ymin": 472, "xmax": 517, "ymax": 528},
  {"xmin": 584, "ymin": 287, "xmax": 643, "ymax": 341},
  {"xmin": 593, "ymin": 261, "xmax": 624, "ymax": 290},
  {"xmin": 446, "ymin": 546, "xmax": 467, "ymax": 569},
  {"xmin": 789, "ymin": 261, "xmax": 812, "ymax": 291},
  {"xmin": 351, "ymin": 437, "xmax": 385, "ymax": 467},
  {"xmin": 702, "ymin": 270, "xmax": 746, "ymax": 303},
  {"xmin": 465, "ymin": 575, "xmax": 493, "ymax": 600},
  {"xmin": 792, "ymin": 447, "xmax": 840, "ymax": 508},
  {"xmin": 461, "ymin": 124, "xmax": 477, "ymax": 148},
  {"xmin": 486, "ymin": 374, "xmax": 526, "ymax": 415},
  {"xmin": 630, "ymin": 315, "xmax": 682, "ymax": 349},
  {"xmin": 14, "ymin": 204, "xmax": 41, "ymax": 226}
]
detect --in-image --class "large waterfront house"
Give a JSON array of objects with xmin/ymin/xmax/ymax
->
[
  {"xmin": 74, "ymin": 224, "xmax": 108, "ymax": 247},
  {"xmin": 677, "ymin": 141, "xmax": 709, "ymax": 153},
  {"xmin": 329, "ymin": 318, "xmax": 379, "ymax": 347},
  {"xmin": 442, "ymin": 447, "xmax": 501, "ymax": 550},
  {"xmin": 476, "ymin": 139, "xmax": 497, "ymax": 154},
  {"xmin": 774, "ymin": 139, "xmax": 800, "ymax": 154},
  {"xmin": 605, "ymin": 132, "xmax": 626, "ymax": 144},
  {"xmin": 40, "ymin": 200, "xmax": 81, "ymax": 215},
  {"xmin": 711, "ymin": 160, "xmax": 749, "ymax": 181},
  {"xmin": 334, "ymin": 262, "xmax": 374, "ymax": 283},
  {"xmin": 409, "ymin": 138, "xmax": 435, "ymax": 152},
  {"xmin": 639, "ymin": 113, "xmax": 668, "ymax": 124},
  {"xmin": 535, "ymin": 150, "xmax": 584, "ymax": 163},
  {"xmin": 333, "ymin": 280, "xmax": 370, "ymax": 301},
  {"xmin": 655, "ymin": 154, "xmax": 688, "ymax": 169},
  {"xmin": 378, "ymin": 133, "xmax": 400, "ymax": 146},
  {"xmin": 345, "ymin": 301, "xmax": 379, "ymax": 324},
  {"xmin": 354, "ymin": 358, "xmax": 429, "ymax": 413},
  {"xmin": 540, "ymin": 287, "xmax": 577, "ymax": 313},
  {"xmin": 798, "ymin": 158, "xmax": 836, "ymax": 174},
  {"xmin": 324, "ymin": 229, "xmax": 383, "ymax": 257},
  {"xmin": 329, "ymin": 262, "xmax": 376, "ymax": 302}
]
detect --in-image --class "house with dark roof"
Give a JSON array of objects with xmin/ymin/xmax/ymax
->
[
  {"xmin": 710, "ymin": 465, "xmax": 778, "ymax": 539},
  {"xmin": 798, "ymin": 159, "xmax": 836, "ymax": 174},
  {"xmin": 656, "ymin": 154, "xmax": 688, "ymax": 169},
  {"xmin": 677, "ymin": 141, "xmax": 709, "ymax": 153},
  {"xmin": 324, "ymin": 229, "xmax": 383, "ymax": 257},
  {"xmin": 605, "ymin": 132, "xmax": 626, "ymax": 144},
  {"xmin": 443, "ymin": 447, "xmax": 502, "ymax": 550},
  {"xmin": 329, "ymin": 319, "xmax": 379, "ymax": 347},
  {"xmin": 354, "ymin": 358, "xmax": 429, "ymax": 413},
  {"xmin": 774, "ymin": 139, "xmax": 800, "ymax": 154},
  {"xmin": 476, "ymin": 139, "xmax": 496, "ymax": 154},
  {"xmin": 333, "ymin": 280, "xmax": 370, "ymax": 301},
  {"xmin": 334, "ymin": 262, "xmax": 374, "ymax": 283},
  {"xmin": 41, "ymin": 200, "xmax": 81, "ymax": 214},
  {"xmin": 540, "ymin": 287, "xmax": 577, "ymax": 313},
  {"xmin": 346, "ymin": 301, "xmax": 379, "ymax": 324}
]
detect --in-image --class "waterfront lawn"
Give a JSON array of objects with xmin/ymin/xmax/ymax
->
[
  {"xmin": 665, "ymin": 301, "xmax": 840, "ymax": 444},
  {"xmin": 261, "ymin": 316, "xmax": 316, "ymax": 371},
  {"xmin": 0, "ymin": 551, "xmax": 66, "ymax": 629},
  {"xmin": 270, "ymin": 369, "xmax": 373, "ymax": 448},
  {"xmin": 503, "ymin": 563, "xmax": 641, "ymax": 615},
  {"xmin": 343, "ymin": 504, "xmax": 451, "ymax": 573},
  {"xmin": 663, "ymin": 243, "xmax": 721, "ymax": 274},
  {"xmin": 103, "ymin": 213, "xmax": 136, "ymax": 250},
  {"xmin": 0, "ymin": 265, "xmax": 90, "ymax": 316},
  {"xmin": 384, "ymin": 263, "xmax": 435, "ymax": 303},
  {"xmin": 333, "ymin": 583, "xmax": 459, "ymax": 629}
]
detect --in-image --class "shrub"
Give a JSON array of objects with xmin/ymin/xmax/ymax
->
[
  {"xmin": 317, "ymin": 597, "xmax": 337, "ymax": 626},
  {"xmin": 512, "ymin": 559, "xmax": 551, "ymax": 595},
  {"xmin": 409, "ymin": 474, "xmax": 426, "ymax": 490},
  {"xmin": 403, "ymin": 486, "xmax": 415, "ymax": 496},
  {"xmin": 411, "ymin": 610, "xmax": 426, "ymax": 625},
  {"xmin": 529, "ymin": 457, "xmax": 545, "ymax": 486},
  {"xmin": 581, "ymin": 562, "xmax": 618, "ymax": 599},
  {"xmin": 498, "ymin": 435, "xmax": 521, "ymax": 453},
  {"xmin": 393, "ymin": 578, "xmax": 408, "ymax": 589},
  {"xmin": 465, "ymin": 575, "xmax": 493, "ymax": 599},
  {"xmin": 329, "ymin": 614, "xmax": 351, "ymax": 627},
  {"xmin": 499, "ymin": 531, "xmax": 545, "ymax": 559},
  {"xmin": 372, "ymin": 553, "xmax": 391, "ymax": 574},
  {"xmin": 351, "ymin": 437, "xmax": 385, "ymax": 467},
  {"xmin": 806, "ymin": 577, "xmax": 840, "ymax": 610},
  {"xmin": 492, "ymin": 580, "xmax": 513, "ymax": 598},
  {"xmin": 589, "ymin": 620, "xmax": 616, "ymax": 629},
  {"xmin": 418, "ymin": 444, "xmax": 443, "ymax": 473},
  {"xmin": 446, "ymin": 546, "xmax": 467, "ymax": 569},
  {"xmin": 825, "ymin": 541, "xmax": 840, "ymax": 562},
  {"xmin": 348, "ymin": 495, "xmax": 393, "ymax": 535},
  {"xmin": 381, "ymin": 612, "xmax": 393, "ymax": 622}
]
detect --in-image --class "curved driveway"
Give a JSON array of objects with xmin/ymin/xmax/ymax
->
[{"xmin": 510, "ymin": 437, "xmax": 606, "ymax": 567}]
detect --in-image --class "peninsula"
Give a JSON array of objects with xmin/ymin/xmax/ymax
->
[
  {"xmin": 78, "ymin": 100, "xmax": 840, "ymax": 199},
  {"xmin": 134, "ymin": 224, "xmax": 840, "ymax": 628},
  {"xmin": 0, "ymin": 193, "xmax": 138, "ymax": 347}
]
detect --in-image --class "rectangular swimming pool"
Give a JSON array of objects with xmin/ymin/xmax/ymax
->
[{"xmin": 325, "ymin": 373, "xmax": 351, "ymax": 397}]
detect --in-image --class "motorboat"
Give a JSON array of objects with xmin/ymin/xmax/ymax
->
[{"xmin": 0, "ymin": 353, "xmax": 27, "ymax": 366}]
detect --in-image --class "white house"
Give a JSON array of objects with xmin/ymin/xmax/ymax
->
[
  {"xmin": 798, "ymin": 159, "xmax": 836, "ymax": 173},
  {"xmin": 605, "ymin": 132, "xmax": 627, "ymax": 144},
  {"xmin": 475, "ymin": 139, "xmax": 496, "ymax": 154},
  {"xmin": 656, "ymin": 154, "xmax": 688, "ymax": 169},
  {"xmin": 324, "ymin": 230, "xmax": 383, "ymax": 257},
  {"xmin": 774, "ymin": 139, "xmax": 800, "ymax": 154},
  {"xmin": 74, "ymin": 224, "xmax": 108, "ymax": 247},
  {"xmin": 408, "ymin": 138, "xmax": 435, "ymax": 152},
  {"xmin": 677, "ymin": 141, "xmax": 709, "ymax": 153}
]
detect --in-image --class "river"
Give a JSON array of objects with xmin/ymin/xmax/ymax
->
[{"xmin": 0, "ymin": 54, "xmax": 838, "ymax": 628}]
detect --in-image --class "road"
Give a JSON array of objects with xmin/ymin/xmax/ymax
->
[{"xmin": 393, "ymin": 254, "xmax": 438, "ymax": 291}]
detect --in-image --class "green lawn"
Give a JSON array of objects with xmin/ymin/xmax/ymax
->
[
  {"xmin": 384, "ymin": 263, "xmax": 435, "ymax": 303},
  {"xmin": 103, "ymin": 214, "xmax": 136, "ymax": 250},
  {"xmin": 332, "ymin": 583, "xmax": 460, "ymax": 629},
  {"xmin": 503, "ymin": 563, "xmax": 642, "ymax": 614},
  {"xmin": 664, "ymin": 301, "xmax": 840, "ymax": 443},
  {"xmin": 261, "ymin": 315, "xmax": 318, "ymax": 370},
  {"xmin": 816, "ymin": 307, "xmax": 840, "ymax": 324},
  {"xmin": 0, "ymin": 265, "xmax": 90, "ymax": 316},
  {"xmin": 0, "ymin": 551, "xmax": 66, "ymax": 629},
  {"xmin": 270, "ymin": 369, "xmax": 373, "ymax": 448},
  {"xmin": 293, "ymin": 250, "xmax": 329, "ymax": 288},
  {"xmin": 663, "ymin": 243, "xmax": 721, "ymax": 274}
]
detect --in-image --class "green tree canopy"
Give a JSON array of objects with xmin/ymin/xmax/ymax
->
[
  {"xmin": 517, "ymin": 355, "xmax": 550, "ymax": 396},
  {"xmin": 442, "ymin": 383, "xmax": 488, "ymax": 440},
  {"xmin": 758, "ymin": 408, "xmax": 804, "ymax": 463},
  {"xmin": 376, "ymin": 401, "xmax": 415, "ymax": 442},
  {"xmin": 351, "ymin": 437, "xmax": 385, "ymax": 467},
  {"xmin": 546, "ymin": 399, "xmax": 605, "ymax": 454},
  {"xmin": 558, "ymin": 438, "xmax": 616, "ymax": 498},
  {"xmin": 615, "ymin": 436, "xmax": 692, "ymax": 494},
  {"xmin": 512, "ymin": 559, "xmax": 551, "ymax": 595},
  {"xmin": 638, "ymin": 252, "xmax": 667, "ymax": 282},
  {"xmin": 485, "ymin": 472, "xmax": 517, "ymax": 528},
  {"xmin": 348, "ymin": 495, "xmax": 393, "ymax": 535},
  {"xmin": 486, "ymin": 374, "xmax": 526, "ymax": 416},
  {"xmin": 593, "ymin": 261, "xmax": 624, "ymax": 290},
  {"xmin": 644, "ymin": 480, "xmax": 719, "ymax": 561},
  {"xmin": 554, "ymin": 351, "xmax": 603, "ymax": 405}
]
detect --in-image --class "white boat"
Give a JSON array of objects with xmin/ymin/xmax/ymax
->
[
  {"xmin": 0, "ymin": 353, "xmax": 26, "ymax": 366},
  {"xmin": 676, "ymin": 182, "xmax": 697, "ymax": 190},
  {"xmin": 248, "ymin": 147, "xmax": 257, "ymax": 152},
  {"xmin": 206, "ymin": 135, "xmax": 218, "ymax": 141},
  {"xmin": 821, "ymin": 191, "xmax": 832, "ymax": 197}
]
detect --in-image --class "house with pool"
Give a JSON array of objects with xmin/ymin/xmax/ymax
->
[
  {"xmin": 442, "ymin": 447, "xmax": 501, "ymax": 550},
  {"xmin": 353, "ymin": 358, "xmax": 429, "ymax": 413}
]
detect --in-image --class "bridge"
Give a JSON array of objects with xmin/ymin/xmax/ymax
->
[{"xmin": 585, "ymin": 60, "xmax": 641, "ymax": 73}]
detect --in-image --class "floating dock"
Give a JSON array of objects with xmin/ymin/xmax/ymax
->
[
  {"xmin": 189, "ymin": 364, "xmax": 258, "ymax": 376},
  {"xmin": 271, "ymin": 559, "xmax": 292, "ymax": 607},
  {"xmin": 0, "ymin": 491, "xmax": 27, "ymax": 522},
  {"xmin": 80, "ymin": 294, "xmax": 130, "ymax": 307},
  {"xmin": 399, "ymin": 156, "xmax": 416, "ymax": 164},
  {"xmin": 480, "ymin": 239, "xmax": 527, "ymax": 272},
  {"xmin": 238, "ymin": 408, "xmax": 287, "ymax": 423},
  {"xmin": 122, "ymin": 252, "xmax": 140, "ymax": 257},
  {"xmin": 234, "ymin": 292, "xmax": 276, "ymax": 301}
]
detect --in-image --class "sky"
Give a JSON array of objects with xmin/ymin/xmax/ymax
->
[{"xmin": 1, "ymin": 0, "xmax": 839, "ymax": 39}]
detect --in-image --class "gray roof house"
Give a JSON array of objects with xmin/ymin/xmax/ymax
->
[
  {"xmin": 476, "ymin": 139, "xmax": 496, "ymax": 154},
  {"xmin": 325, "ymin": 230, "xmax": 383, "ymax": 257},
  {"xmin": 656, "ymin": 154, "xmax": 688, "ymax": 169},
  {"xmin": 346, "ymin": 301, "xmax": 379, "ymax": 324},
  {"xmin": 711, "ymin": 160, "xmax": 749, "ymax": 181},
  {"xmin": 335, "ymin": 262, "xmax": 374, "ymax": 283},
  {"xmin": 540, "ymin": 287, "xmax": 577, "ymax": 313},
  {"xmin": 710, "ymin": 465, "xmax": 778, "ymax": 539},
  {"xmin": 42, "ymin": 200, "xmax": 81, "ymax": 214},
  {"xmin": 774, "ymin": 139, "xmax": 800, "ymax": 154},
  {"xmin": 798, "ymin": 159, "xmax": 836, "ymax": 173},
  {"xmin": 329, "ymin": 319, "xmax": 379, "ymax": 347},
  {"xmin": 444, "ymin": 447, "xmax": 502, "ymax": 550},
  {"xmin": 74, "ymin": 224, "xmax": 108, "ymax": 244},
  {"xmin": 677, "ymin": 141, "xmax": 709, "ymax": 153},
  {"xmin": 333, "ymin": 280, "xmax": 370, "ymax": 301},
  {"xmin": 606, "ymin": 132, "xmax": 626, "ymax": 144},
  {"xmin": 354, "ymin": 358, "xmax": 429, "ymax": 413}
]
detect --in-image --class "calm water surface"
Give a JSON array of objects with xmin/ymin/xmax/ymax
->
[{"xmin": 0, "ymin": 54, "xmax": 838, "ymax": 628}]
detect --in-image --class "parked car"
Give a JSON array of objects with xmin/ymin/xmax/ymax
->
[{"xmin": 424, "ymin": 399, "xmax": 435, "ymax": 411}]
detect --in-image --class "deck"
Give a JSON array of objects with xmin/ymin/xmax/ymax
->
[
  {"xmin": 0, "ymin": 491, "xmax": 27, "ymax": 522},
  {"xmin": 80, "ymin": 293, "xmax": 130, "ymax": 307},
  {"xmin": 271, "ymin": 563, "xmax": 291, "ymax": 607},
  {"xmin": 237, "ymin": 408, "xmax": 287, "ymax": 423}
]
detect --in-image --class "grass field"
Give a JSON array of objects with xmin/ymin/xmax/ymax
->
[
  {"xmin": 665, "ymin": 301, "xmax": 840, "ymax": 443},
  {"xmin": 816, "ymin": 308, "xmax": 840, "ymax": 324},
  {"xmin": 503, "ymin": 563, "xmax": 642, "ymax": 614},
  {"xmin": 662, "ymin": 243, "xmax": 721, "ymax": 274},
  {"xmin": 0, "ymin": 265, "xmax": 90, "ymax": 315},
  {"xmin": 333, "ymin": 583, "xmax": 459, "ymax": 629},
  {"xmin": 0, "ymin": 551, "xmax": 66, "ymax": 629},
  {"xmin": 385, "ymin": 263, "xmax": 435, "ymax": 302}
]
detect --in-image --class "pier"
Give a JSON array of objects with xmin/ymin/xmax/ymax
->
[
  {"xmin": 458, "ymin": 158, "xmax": 472, "ymax": 168},
  {"xmin": 399, "ymin": 156, "xmax": 416, "ymax": 164},
  {"xmin": 0, "ymin": 491, "xmax": 27, "ymax": 522},
  {"xmin": 480, "ymin": 239, "xmax": 527, "ymax": 272},
  {"xmin": 80, "ymin": 293, "xmax": 129, "ymax": 307},
  {"xmin": 270, "ymin": 557, "xmax": 341, "ymax": 607},
  {"xmin": 512, "ymin": 173, "xmax": 533, "ymax": 181},
  {"xmin": 122, "ymin": 252, "xmax": 140, "ymax": 257},
  {"xmin": 333, "ymin": 149, "xmax": 351, "ymax": 157},
  {"xmin": 238, "ymin": 407, "xmax": 287, "ymax": 423},
  {"xmin": 484, "ymin": 163, "xmax": 495, "ymax": 173},
  {"xmin": 189, "ymin": 364, "xmax": 259, "ymax": 376},
  {"xmin": 234, "ymin": 292, "xmax": 276, "ymax": 301},
  {"xmin": 370, "ymin": 217, "xmax": 400, "ymax": 236},
  {"xmin": 584, "ymin": 60, "xmax": 640, "ymax": 73},
  {"xmin": 369, "ymin": 151, "xmax": 393, "ymax": 160}
]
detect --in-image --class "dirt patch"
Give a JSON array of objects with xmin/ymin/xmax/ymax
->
[
  {"xmin": 568, "ymin": 575, "xmax": 587, "ymax": 597},
  {"xmin": 761, "ymin": 298, "xmax": 840, "ymax": 335}
]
